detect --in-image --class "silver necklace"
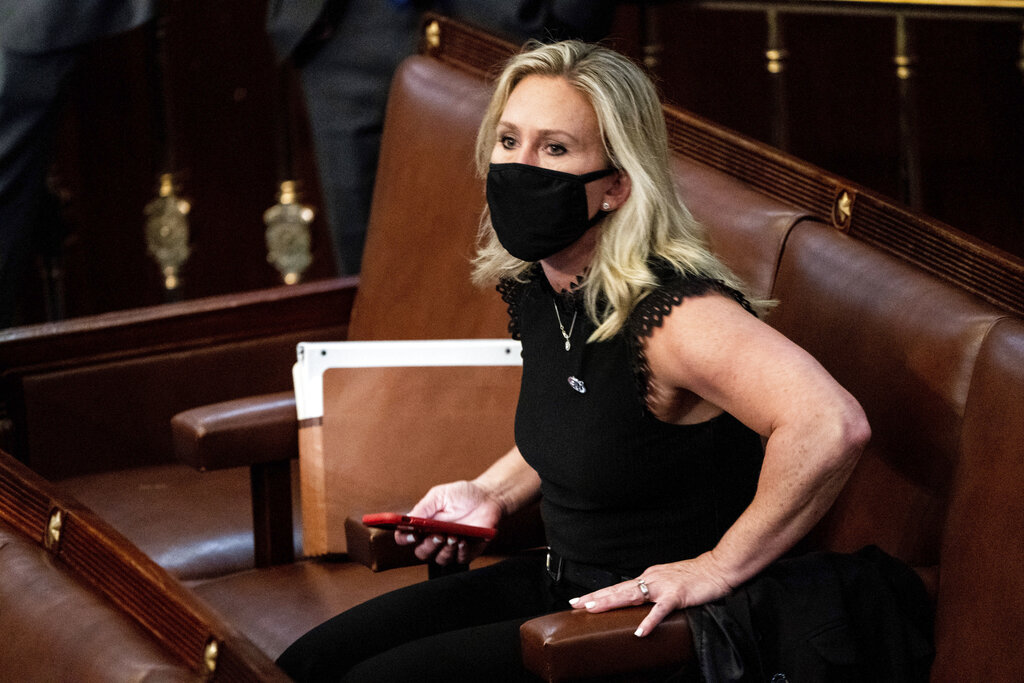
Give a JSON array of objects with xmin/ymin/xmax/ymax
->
[
  {"xmin": 552, "ymin": 300, "xmax": 577, "ymax": 352},
  {"xmin": 552, "ymin": 299, "xmax": 586, "ymax": 393}
]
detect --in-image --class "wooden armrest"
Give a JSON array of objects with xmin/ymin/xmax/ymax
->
[
  {"xmin": 343, "ymin": 515, "xmax": 475, "ymax": 580},
  {"xmin": 520, "ymin": 607, "xmax": 696, "ymax": 682},
  {"xmin": 171, "ymin": 392, "xmax": 299, "ymax": 567},
  {"xmin": 344, "ymin": 514, "xmax": 421, "ymax": 572},
  {"xmin": 171, "ymin": 391, "xmax": 298, "ymax": 471}
]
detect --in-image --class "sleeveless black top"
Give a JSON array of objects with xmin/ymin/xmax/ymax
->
[{"xmin": 499, "ymin": 265, "xmax": 764, "ymax": 575}]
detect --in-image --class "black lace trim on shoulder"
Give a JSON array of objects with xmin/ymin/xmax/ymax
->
[
  {"xmin": 627, "ymin": 276, "xmax": 755, "ymax": 340},
  {"xmin": 497, "ymin": 277, "xmax": 528, "ymax": 341},
  {"xmin": 626, "ymin": 274, "xmax": 756, "ymax": 414}
]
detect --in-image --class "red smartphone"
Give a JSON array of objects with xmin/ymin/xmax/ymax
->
[{"xmin": 361, "ymin": 512, "xmax": 497, "ymax": 541}]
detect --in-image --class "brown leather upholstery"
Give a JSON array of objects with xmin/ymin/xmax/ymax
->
[
  {"xmin": 348, "ymin": 54, "xmax": 510, "ymax": 342},
  {"xmin": 2, "ymin": 279, "xmax": 353, "ymax": 479},
  {"xmin": 171, "ymin": 392, "xmax": 302, "ymax": 568},
  {"xmin": 1, "ymin": 280, "xmax": 353, "ymax": 582},
  {"xmin": 521, "ymin": 607, "xmax": 696, "ymax": 683},
  {"xmin": 0, "ymin": 449, "xmax": 288, "ymax": 681},
  {"xmin": 768, "ymin": 221, "xmax": 1002, "ymax": 566},
  {"xmin": 932, "ymin": 317, "xmax": 1024, "ymax": 680},
  {"xmin": 191, "ymin": 561, "xmax": 431, "ymax": 660},
  {"xmin": 0, "ymin": 522, "xmax": 198, "ymax": 682},
  {"xmin": 60, "ymin": 461, "xmax": 302, "ymax": 580},
  {"xmin": 176, "ymin": 22, "xmax": 1024, "ymax": 681},
  {"xmin": 172, "ymin": 392, "xmax": 299, "ymax": 471},
  {"xmin": 669, "ymin": 154, "xmax": 806, "ymax": 301}
]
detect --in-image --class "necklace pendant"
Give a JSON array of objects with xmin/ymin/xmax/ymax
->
[
  {"xmin": 568, "ymin": 376, "xmax": 586, "ymax": 394},
  {"xmin": 552, "ymin": 300, "xmax": 578, "ymax": 354}
]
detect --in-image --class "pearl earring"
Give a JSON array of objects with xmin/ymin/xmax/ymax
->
[{"xmin": 602, "ymin": 202, "xmax": 611, "ymax": 211}]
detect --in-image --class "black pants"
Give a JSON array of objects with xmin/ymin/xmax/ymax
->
[{"xmin": 277, "ymin": 554, "xmax": 582, "ymax": 682}]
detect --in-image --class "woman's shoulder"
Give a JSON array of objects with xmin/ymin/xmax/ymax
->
[{"xmin": 628, "ymin": 263, "xmax": 756, "ymax": 340}]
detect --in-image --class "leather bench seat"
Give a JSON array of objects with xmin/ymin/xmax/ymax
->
[{"xmin": 59, "ymin": 461, "xmax": 302, "ymax": 580}]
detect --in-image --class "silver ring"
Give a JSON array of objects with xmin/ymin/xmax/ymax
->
[{"xmin": 637, "ymin": 577, "xmax": 650, "ymax": 602}]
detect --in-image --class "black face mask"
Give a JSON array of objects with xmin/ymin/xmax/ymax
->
[{"xmin": 486, "ymin": 162, "xmax": 617, "ymax": 262}]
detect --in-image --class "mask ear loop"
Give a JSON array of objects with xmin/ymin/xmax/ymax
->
[
  {"xmin": 578, "ymin": 167, "xmax": 618, "ymax": 183},
  {"xmin": 585, "ymin": 167, "xmax": 619, "ymax": 221},
  {"xmin": 584, "ymin": 166, "xmax": 620, "ymax": 217}
]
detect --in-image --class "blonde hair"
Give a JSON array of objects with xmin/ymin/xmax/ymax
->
[{"xmin": 472, "ymin": 40, "xmax": 766, "ymax": 341}]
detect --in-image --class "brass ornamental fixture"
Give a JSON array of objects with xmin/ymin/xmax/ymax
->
[
  {"xmin": 203, "ymin": 637, "xmax": 219, "ymax": 676},
  {"xmin": 764, "ymin": 8, "xmax": 790, "ymax": 150},
  {"xmin": 45, "ymin": 508, "xmax": 64, "ymax": 552},
  {"xmin": 425, "ymin": 19, "xmax": 441, "ymax": 49},
  {"xmin": 144, "ymin": 173, "xmax": 191, "ymax": 291},
  {"xmin": 833, "ymin": 189, "xmax": 855, "ymax": 231},
  {"xmin": 765, "ymin": 10, "xmax": 787, "ymax": 75},
  {"xmin": 264, "ymin": 180, "xmax": 314, "ymax": 285}
]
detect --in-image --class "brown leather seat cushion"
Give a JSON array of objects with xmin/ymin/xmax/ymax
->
[
  {"xmin": 59, "ymin": 462, "xmax": 302, "ymax": 580},
  {"xmin": 190, "ymin": 560, "xmax": 428, "ymax": 660}
]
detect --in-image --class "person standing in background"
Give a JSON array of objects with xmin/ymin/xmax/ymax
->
[
  {"xmin": 0, "ymin": 0, "xmax": 155, "ymax": 328},
  {"xmin": 265, "ymin": 0, "xmax": 617, "ymax": 276}
]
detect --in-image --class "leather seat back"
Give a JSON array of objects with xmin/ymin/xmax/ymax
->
[
  {"xmin": 348, "ymin": 55, "xmax": 509, "ymax": 342},
  {"xmin": 932, "ymin": 317, "xmax": 1024, "ymax": 679},
  {"xmin": 769, "ymin": 220, "xmax": 1004, "ymax": 567},
  {"xmin": 670, "ymin": 154, "xmax": 811, "ymax": 301},
  {"xmin": 0, "ymin": 521, "xmax": 199, "ymax": 682}
]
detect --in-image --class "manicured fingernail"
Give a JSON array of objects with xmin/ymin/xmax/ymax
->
[
  {"xmin": 447, "ymin": 536, "xmax": 457, "ymax": 546},
  {"xmin": 634, "ymin": 627, "xmax": 644, "ymax": 638},
  {"xmin": 584, "ymin": 601, "xmax": 596, "ymax": 609},
  {"xmin": 406, "ymin": 534, "xmax": 417, "ymax": 543},
  {"xmin": 432, "ymin": 535, "xmax": 443, "ymax": 545},
  {"xmin": 568, "ymin": 597, "xmax": 580, "ymax": 606}
]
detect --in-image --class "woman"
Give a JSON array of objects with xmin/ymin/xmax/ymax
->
[{"xmin": 277, "ymin": 40, "xmax": 869, "ymax": 681}]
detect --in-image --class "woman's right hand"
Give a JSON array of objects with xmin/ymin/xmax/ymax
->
[{"xmin": 394, "ymin": 480, "xmax": 504, "ymax": 566}]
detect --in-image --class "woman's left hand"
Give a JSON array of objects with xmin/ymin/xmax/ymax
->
[{"xmin": 569, "ymin": 551, "xmax": 734, "ymax": 637}]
